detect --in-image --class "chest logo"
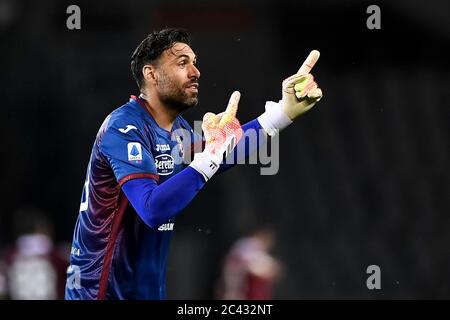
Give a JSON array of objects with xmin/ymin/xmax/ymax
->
[
  {"xmin": 155, "ymin": 154, "xmax": 174, "ymax": 175},
  {"xmin": 155, "ymin": 144, "xmax": 170, "ymax": 152}
]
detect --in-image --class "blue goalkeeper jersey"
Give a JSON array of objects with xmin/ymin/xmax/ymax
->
[{"xmin": 65, "ymin": 95, "xmax": 195, "ymax": 300}]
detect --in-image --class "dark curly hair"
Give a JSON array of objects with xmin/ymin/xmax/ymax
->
[{"xmin": 130, "ymin": 28, "xmax": 191, "ymax": 90}]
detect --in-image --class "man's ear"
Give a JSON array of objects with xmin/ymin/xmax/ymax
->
[{"xmin": 142, "ymin": 64, "xmax": 158, "ymax": 85}]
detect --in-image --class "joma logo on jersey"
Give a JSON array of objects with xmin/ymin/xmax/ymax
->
[
  {"xmin": 155, "ymin": 154, "xmax": 174, "ymax": 175},
  {"xmin": 118, "ymin": 125, "xmax": 137, "ymax": 134},
  {"xmin": 155, "ymin": 144, "xmax": 170, "ymax": 152},
  {"xmin": 127, "ymin": 142, "xmax": 142, "ymax": 162},
  {"xmin": 158, "ymin": 223, "xmax": 174, "ymax": 231}
]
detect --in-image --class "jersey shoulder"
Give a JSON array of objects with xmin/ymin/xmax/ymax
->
[
  {"xmin": 104, "ymin": 100, "xmax": 146, "ymax": 134},
  {"xmin": 95, "ymin": 98, "xmax": 151, "ymax": 158}
]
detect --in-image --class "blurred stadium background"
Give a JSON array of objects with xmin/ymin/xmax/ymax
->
[{"xmin": 0, "ymin": 0, "xmax": 449, "ymax": 299}]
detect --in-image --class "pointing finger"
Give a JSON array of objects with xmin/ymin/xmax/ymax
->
[
  {"xmin": 298, "ymin": 50, "xmax": 320, "ymax": 75},
  {"xmin": 224, "ymin": 91, "xmax": 240, "ymax": 117}
]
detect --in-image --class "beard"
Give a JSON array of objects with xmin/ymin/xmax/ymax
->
[{"xmin": 157, "ymin": 69, "xmax": 198, "ymax": 113}]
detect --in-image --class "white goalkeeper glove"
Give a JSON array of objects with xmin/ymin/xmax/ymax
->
[
  {"xmin": 189, "ymin": 91, "xmax": 243, "ymax": 181},
  {"xmin": 258, "ymin": 50, "xmax": 323, "ymax": 137}
]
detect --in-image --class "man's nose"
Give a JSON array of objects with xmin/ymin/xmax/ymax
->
[{"xmin": 189, "ymin": 64, "xmax": 200, "ymax": 80}]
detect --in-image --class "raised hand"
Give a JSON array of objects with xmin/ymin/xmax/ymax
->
[
  {"xmin": 189, "ymin": 91, "xmax": 243, "ymax": 181},
  {"xmin": 282, "ymin": 50, "xmax": 323, "ymax": 120}
]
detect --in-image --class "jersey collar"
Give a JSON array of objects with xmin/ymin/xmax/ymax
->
[{"xmin": 129, "ymin": 95, "xmax": 180, "ymax": 135}]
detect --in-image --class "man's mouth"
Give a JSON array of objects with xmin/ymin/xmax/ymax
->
[{"xmin": 186, "ymin": 83, "xmax": 199, "ymax": 93}]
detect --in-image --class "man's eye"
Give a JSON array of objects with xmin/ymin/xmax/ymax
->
[{"xmin": 179, "ymin": 61, "xmax": 186, "ymax": 67}]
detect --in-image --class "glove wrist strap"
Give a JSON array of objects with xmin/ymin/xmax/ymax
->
[
  {"xmin": 257, "ymin": 101, "xmax": 293, "ymax": 137},
  {"xmin": 189, "ymin": 152, "xmax": 222, "ymax": 182}
]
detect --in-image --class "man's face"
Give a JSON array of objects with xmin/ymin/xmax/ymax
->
[{"xmin": 154, "ymin": 42, "xmax": 200, "ymax": 112}]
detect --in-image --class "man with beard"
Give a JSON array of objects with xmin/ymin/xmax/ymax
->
[{"xmin": 65, "ymin": 28, "xmax": 322, "ymax": 300}]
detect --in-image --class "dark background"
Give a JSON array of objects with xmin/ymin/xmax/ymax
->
[{"xmin": 0, "ymin": 0, "xmax": 449, "ymax": 298}]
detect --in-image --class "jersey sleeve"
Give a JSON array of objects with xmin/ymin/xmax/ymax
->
[
  {"xmin": 99, "ymin": 119, "xmax": 158, "ymax": 186},
  {"xmin": 122, "ymin": 166, "xmax": 205, "ymax": 228}
]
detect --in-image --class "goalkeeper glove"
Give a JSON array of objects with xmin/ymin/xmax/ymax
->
[
  {"xmin": 189, "ymin": 91, "xmax": 243, "ymax": 181},
  {"xmin": 258, "ymin": 50, "xmax": 323, "ymax": 137}
]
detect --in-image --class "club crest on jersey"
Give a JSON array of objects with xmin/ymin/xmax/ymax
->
[
  {"xmin": 155, "ymin": 154, "xmax": 174, "ymax": 175},
  {"xmin": 175, "ymin": 135, "xmax": 184, "ymax": 158},
  {"xmin": 127, "ymin": 142, "xmax": 142, "ymax": 162}
]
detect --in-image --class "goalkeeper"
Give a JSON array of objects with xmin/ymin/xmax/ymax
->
[{"xmin": 65, "ymin": 28, "xmax": 322, "ymax": 300}]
